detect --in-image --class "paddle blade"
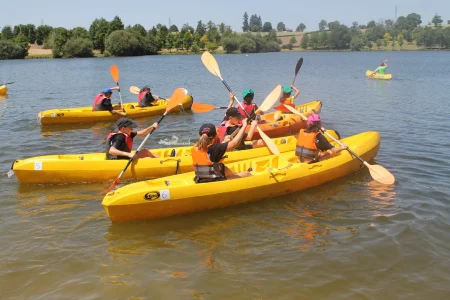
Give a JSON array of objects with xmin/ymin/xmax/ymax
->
[
  {"xmin": 283, "ymin": 104, "xmax": 307, "ymax": 120},
  {"xmin": 257, "ymin": 85, "xmax": 282, "ymax": 113},
  {"xmin": 110, "ymin": 65, "xmax": 119, "ymax": 83},
  {"xmin": 129, "ymin": 86, "xmax": 140, "ymax": 94},
  {"xmin": 364, "ymin": 162, "xmax": 395, "ymax": 185},
  {"xmin": 295, "ymin": 57, "xmax": 303, "ymax": 76},
  {"xmin": 166, "ymin": 88, "xmax": 188, "ymax": 112},
  {"xmin": 201, "ymin": 51, "xmax": 222, "ymax": 78},
  {"xmin": 192, "ymin": 103, "xmax": 217, "ymax": 113},
  {"xmin": 257, "ymin": 126, "xmax": 280, "ymax": 155}
]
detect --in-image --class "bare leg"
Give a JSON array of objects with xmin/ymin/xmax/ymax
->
[
  {"xmin": 251, "ymin": 139, "xmax": 265, "ymax": 148},
  {"xmin": 224, "ymin": 166, "xmax": 252, "ymax": 180},
  {"xmin": 137, "ymin": 148, "xmax": 159, "ymax": 158}
]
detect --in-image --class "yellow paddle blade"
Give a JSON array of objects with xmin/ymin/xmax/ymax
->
[
  {"xmin": 201, "ymin": 51, "xmax": 222, "ymax": 79},
  {"xmin": 257, "ymin": 85, "xmax": 282, "ymax": 113},
  {"xmin": 364, "ymin": 162, "xmax": 396, "ymax": 185},
  {"xmin": 166, "ymin": 88, "xmax": 187, "ymax": 112},
  {"xmin": 283, "ymin": 104, "xmax": 307, "ymax": 120},
  {"xmin": 192, "ymin": 103, "xmax": 217, "ymax": 113},
  {"xmin": 110, "ymin": 65, "xmax": 119, "ymax": 83},
  {"xmin": 257, "ymin": 126, "xmax": 280, "ymax": 155},
  {"xmin": 129, "ymin": 86, "xmax": 140, "ymax": 94}
]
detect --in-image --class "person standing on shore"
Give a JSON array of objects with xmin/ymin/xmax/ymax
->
[{"xmin": 92, "ymin": 87, "xmax": 126, "ymax": 116}]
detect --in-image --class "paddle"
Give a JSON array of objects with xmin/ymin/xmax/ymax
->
[
  {"xmin": 291, "ymin": 57, "xmax": 303, "ymax": 86},
  {"xmin": 0, "ymin": 82, "xmax": 15, "ymax": 85},
  {"xmin": 110, "ymin": 65, "xmax": 124, "ymax": 111},
  {"xmin": 370, "ymin": 56, "xmax": 392, "ymax": 77},
  {"xmin": 192, "ymin": 103, "xmax": 228, "ymax": 113},
  {"xmin": 129, "ymin": 86, "xmax": 141, "ymax": 94},
  {"xmin": 283, "ymin": 104, "xmax": 395, "ymax": 185},
  {"xmin": 201, "ymin": 51, "xmax": 281, "ymax": 154},
  {"xmin": 106, "ymin": 88, "xmax": 188, "ymax": 193}
]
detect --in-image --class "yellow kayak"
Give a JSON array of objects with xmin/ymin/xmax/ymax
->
[
  {"xmin": 0, "ymin": 85, "xmax": 8, "ymax": 94},
  {"xmin": 10, "ymin": 131, "xmax": 340, "ymax": 184},
  {"xmin": 102, "ymin": 131, "xmax": 380, "ymax": 222},
  {"xmin": 366, "ymin": 70, "xmax": 392, "ymax": 80},
  {"xmin": 37, "ymin": 94, "xmax": 193, "ymax": 125}
]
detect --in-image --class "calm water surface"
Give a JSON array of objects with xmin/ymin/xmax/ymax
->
[{"xmin": 0, "ymin": 52, "xmax": 449, "ymax": 299}]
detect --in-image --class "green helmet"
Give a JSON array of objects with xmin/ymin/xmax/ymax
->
[
  {"xmin": 242, "ymin": 89, "xmax": 254, "ymax": 98},
  {"xmin": 282, "ymin": 86, "xmax": 292, "ymax": 94}
]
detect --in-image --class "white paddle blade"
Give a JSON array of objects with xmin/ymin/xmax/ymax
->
[
  {"xmin": 257, "ymin": 126, "xmax": 280, "ymax": 155},
  {"xmin": 129, "ymin": 86, "xmax": 140, "ymax": 94},
  {"xmin": 364, "ymin": 162, "xmax": 396, "ymax": 185},
  {"xmin": 201, "ymin": 51, "xmax": 222, "ymax": 78},
  {"xmin": 258, "ymin": 85, "xmax": 282, "ymax": 112},
  {"xmin": 283, "ymin": 104, "xmax": 307, "ymax": 120}
]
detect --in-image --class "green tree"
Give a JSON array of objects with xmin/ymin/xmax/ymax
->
[
  {"xmin": 300, "ymin": 34, "xmax": 309, "ymax": 49},
  {"xmin": 242, "ymin": 13, "xmax": 249, "ymax": 32},
  {"xmin": 262, "ymin": 22, "xmax": 272, "ymax": 32},
  {"xmin": 50, "ymin": 27, "xmax": 70, "ymax": 58},
  {"xmin": 432, "ymin": 14, "xmax": 443, "ymax": 27},
  {"xmin": 128, "ymin": 24, "xmax": 147, "ymax": 37},
  {"xmin": 89, "ymin": 18, "xmax": 109, "ymax": 53},
  {"xmin": 191, "ymin": 42, "xmax": 200, "ymax": 53},
  {"xmin": 263, "ymin": 41, "xmax": 280, "ymax": 52},
  {"xmin": 308, "ymin": 32, "xmax": 320, "ymax": 49},
  {"xmin": 206, "ymin": 41, "xmax": 218, "ymax": 52},
  {"xmin": 367, "ymin": 20, "xmax": 376, "ymax": 28},
  {"xmin": 319, "ymin": 31, "xmax": 328, "ymax": 48},
  {"xmin": 397, "ymin": 33, "xmax": 404, "ymax": 49},
  {"xmin": 219, "ymin": 23, "xmax": 225, "ymax": 34},
  {"xmin": 36, "ymin": 25, "xmax": 53, "ymax": 45},
  {"xmin": 350, "ymin": 33, "xmax": 366, "ymax": 51},
  {"xmin": 196, "ymin": 20, "xmax": 206, "ymax": 37},
  {"xmin": 384, "ymin": 32, "xmax": 392, "ymax": 41},
  {"xmin": 222, "ymin": 36, "xmax": 239, "ymax": 53},
  {"xmin": 289, "ymin": 36, "xmax": 297, "ymax": 45},
  {"xmin": 319, "ymin": 20, "xmax": 327, "ymax": 31},
  {"xmin": 277, "ymin": 22, "xmax": 286, "ymax": 31},
  {"xmin": 62, "ymin": 37, "xmax": 93, "ymax": 58},
  {"xmin": 207, "ymin": 26, "xmax": 220, "ymax": 44},
  {"xmin": 183, "ymin": 32, "xmax": 194, "ymax": 50},
  {"xmin": 376, "ymin": 39, "xmax": 382, "ymax": 49},
  {"xmin": 249, "ymin": 14, "xmax": 260, "ymax": 31},
  {"xmin": 328, "ymin": 25, "xmax": 351, "ymax": 49},
  {"xmin": 169, "ymin": 25, "xmax": 179, "ymax": 32},
  {"xmin": 391, "ymin": 39, "xmax": 396, "ymax": 50},
  {"xmin": 71, "ymin": 27, "xmax": 90, "ymax": 39},
  {"xmin": 165, "ymin": 33, "xmax": 175, "ymax": 52},
  {"xmin": 296, "ymin": 23, "xmax": 306, "ymax": 32},
  {"xmin": 0, "ymin": 40, "xmax": 28, "ymax": 59},
  {"xmin": 1, "ymin": 26, "xmax": 13, "ymax": 40},
  {"xmin": 265, "ymin": 30, "xmax": 277, "ymax": 42},
  {"xmin": 25, "ymin": 24, "xmax": 36, "ymax": 44},
  {"xmin": 382, "ymin": 39, "xmax": 388, "ymax": 48},
  {"xmin": 327, "ymin": 21, "xmax": 340, "ymax": 30},
  {"xmin": 108, "ymin": 16, "xmax": 124, "ymax": 35},
  {"xmin": 239, "ymin": 37, "xmax": 256, "ymax": 53},
  {"xmin": 351, "ymin": 21, "xmax": 359, "ymax": 29},
  {"xmin": 105, "ymin": 30, "xmax": 146, "ymax": 56}
]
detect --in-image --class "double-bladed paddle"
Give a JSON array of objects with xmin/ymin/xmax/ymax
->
[
  {"xmin": 201, "ymin": 51, "xmax": 281, "ymax": 155},
  {"xmin": 283, "ymin": 104, "xmax": 395, "ymax": 185},
  {"xmin": 106, "ymin": 88, "xmax": 188, "ymax": 193}
]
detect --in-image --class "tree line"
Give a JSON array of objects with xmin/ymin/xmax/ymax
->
[
  {"xmin": 297, "ymin": 13, "xmax": 450, "ymax": 51},
  {"xmin": 0, "ymin": 12, "xmax": 449, "ymax": 59}
]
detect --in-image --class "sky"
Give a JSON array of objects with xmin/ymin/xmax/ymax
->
[{"xmin": 1, "ymin": 0, "xmax": 449, "ymax": 32}]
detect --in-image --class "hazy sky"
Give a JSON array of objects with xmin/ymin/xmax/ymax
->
[{"xmin": 1, "ymin": 0, "xmax": 448, "ymax": 32}]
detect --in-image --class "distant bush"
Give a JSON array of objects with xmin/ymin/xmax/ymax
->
[
  {"xmin": 63, "ymin": 37, "xmax": 94, "ymax": 58},
  {"xmin": 282, "ymin": 43, "xmax": 294, "ymax": 50},
  {"xmin": 0, "ymin": 40, "xmax": 28, "ymax": 59},
  {"xmin": 239, "ymin": 37, "xmax": 256, "ymax": 53},
  {"xmin": 222, "ymin": 37, "xmax": 239, "ymax": 53},
  {"xmin": 263, "ymin": 41, "xmax": 281, "ymax": 52},
  {"xmin": 191, "ymin": 42, "xmax": 200, "ymax": 53}
]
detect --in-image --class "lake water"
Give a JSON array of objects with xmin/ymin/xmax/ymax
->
[{"xmin": 1, "ymin": 51, "xmax": 449, "ymax": 299}]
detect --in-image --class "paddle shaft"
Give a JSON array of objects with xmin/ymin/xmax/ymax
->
[
  {"xmin": 0, "ymin": 82, "xmax": 14, "ymax": 85},
  {"xmin": 322, "ymin": 130, "xmax": 364, "ymax": 163},
  {"xmin": 291, "ymin": 57, "xmax": 303, "ymax": 86}
]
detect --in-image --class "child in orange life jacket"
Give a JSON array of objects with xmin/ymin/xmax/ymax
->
[
  {"xmin": 274, "ymin": 85, "xmax": 300, "ymax": 113},
  {"xmin": 192, "ymin": 122, "xmax": 252, "ymax": 183},
  {"xmin": 296, "ymin": 113, "xmax": 347, "ymax": 163},
  {"xmin": 92, "ymin": 87, "xmax": 126, "ymax": 116},
  {"xmin": 218, "ymin": 107, "xmax": 265, "ymax": 150},
  {"xmin": 138, "ymin": 86, "xmax": 160, "ymax": 107},
  {"xmin": 106, "ymin": 117, "xmax": 159, "ymax": 160}
]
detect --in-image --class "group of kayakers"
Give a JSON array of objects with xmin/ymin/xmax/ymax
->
[{"xmin": 102, "ymin": 82, "xmax": 348, "ymax": 184}]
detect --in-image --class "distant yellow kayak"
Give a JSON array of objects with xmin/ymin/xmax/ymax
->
[
  {"xmin": 366, "ymin": 70, "xmax": 392, "ymax": 80},
  {"xmin": 0, "ymin": 85, "xmax": 7, "ymax": 94}
]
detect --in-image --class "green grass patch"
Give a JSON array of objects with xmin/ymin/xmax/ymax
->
[{"xmin": 25, "ymin": 53, "xmax": 53, "ymax": 59}]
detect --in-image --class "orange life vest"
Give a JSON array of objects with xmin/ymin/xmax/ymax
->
[
  {"xmin": 295, "ymin": 130, "xmax": 319, "ymax": 160},
  {"xmin": 191, "ymin": 144, "xmax": 225, "ymax": 179},
  {"xmin": 92, "ymin": 93, "xmax": 105, "ymax": 111},
  {"xmin": 274, "ymin": 96, "xmax": 295, "ymax": 112}
]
